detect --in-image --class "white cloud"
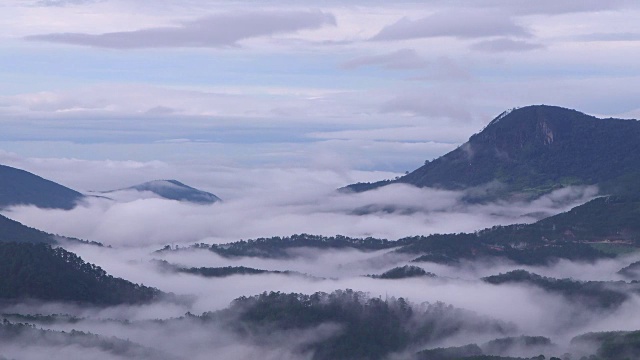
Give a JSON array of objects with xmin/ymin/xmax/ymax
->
[
  {"xmin": 25, "ymin": 10, "xmax": 337, "ymax": 48},
  {"xmin": 2, "ymin": 179, "xmax": 598, "ymax": 247}
]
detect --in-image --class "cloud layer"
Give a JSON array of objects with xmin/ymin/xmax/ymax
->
[
  {"xmin": 26, "ymin": 10, "xmax": 336, "ymax": 48},
  {"xmin": 2, "ymin": 168, "xmax": 599, "ymax": 247},
  {"xmin": 3, "ymin": 2, "xmax": 640, "ymax": 359}
]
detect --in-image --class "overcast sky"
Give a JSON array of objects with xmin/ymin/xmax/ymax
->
[{"xmin": 2, "ymin": 0, "xmax": 640, "ymax": 175}]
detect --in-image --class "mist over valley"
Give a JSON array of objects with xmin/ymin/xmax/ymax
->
[{"xmin": 2, "ymin": 1, "xmax": 640, "ymax": 359}]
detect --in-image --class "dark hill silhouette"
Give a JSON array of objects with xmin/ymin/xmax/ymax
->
[
  {"xmin": 0, "ymin": 242, "xmax": 163, "ymax": 305},
  {"xmin": 104, "ymin": 179, "xmax": 221, "ymax": 204},
  {"xmin": 344, "ymin": 105, "xmax": 640, "ymax": 200},
  {"xmin": 0, "ymin": 212, "xmax": 105, "ymax": 246},
  {"xmin": 180, "ymin": 194, "xmax": 639, "ymax": 265},
  {"xmin": 0, "ymin": 164, "xmax": 84, "ymax": 209},
  {"xmin": 0, "ymin": 214, "xmax": 55, "ymax": 244}
]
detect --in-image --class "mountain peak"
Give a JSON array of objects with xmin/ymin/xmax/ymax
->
[
  {"xmin": 109, "ymin": 179, "xmax": 221, "ymax": 204},
  {"xmin": 484, "ymin": 105, "xmax": 591, "ymax": 129},
  {"xmin": 133, "ymin": 179, "xmax": 191, "ymax": 190},
  {"xmin": 344, "ymin": 105, "xmax": 640, "ymax": 200},
  {"xmin": 486, "ymin": 107, "xmax": 519, "ymax": 127},
  {"xmin": 471, "ymin": 105, "xmax": 589, "ymax": 152}
]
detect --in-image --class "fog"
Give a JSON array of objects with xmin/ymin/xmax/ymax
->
[
  {"xmin": 4, "ymin": 0, "xmax": 640, "ymax": 357},
  {"xmin": 62, "ymin": 242, "xmax": 640, "ymax": 325},
  {"xmin": 4, "ymin": 237, "xmax": 640, "ymax": 359},
  {"xmin": 0, "ymin": 160, "xmax": 632, "ymax": 360},
  {"xmin": 3, "ymin": 179, "xmax": 598, "ymax": 247}
]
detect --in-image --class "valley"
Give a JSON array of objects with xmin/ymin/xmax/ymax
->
[{"xmin": 0, "ymin": 106, "xmax": 639, "ymax": 359}]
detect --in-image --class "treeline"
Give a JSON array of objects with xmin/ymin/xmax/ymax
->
[
  {"xmin": 0, "ymin": 215, "xmax": 54, "ymax": 244},
  {"xmin": 0, "ymin": 242, "xmax": 163, "ymax": 305},
  {"xmin": 0, "ymin": 320, "xmax": 174, "ymax": 360},
  {"xmin": 368, "ymin": 265, "xmax": 436, "ymax": 279},
  {"xmin": 165, "ymin": 233, "xmax": 398, "ymax": 259},
  {"xmin": 160, "ymin": 194, "xmax": 639, "ymax": 266},
  {"xmin": 414, "ymin": 336, "xmax": 552, "ymax": 360},
  {"xmin": 396, "ymin": 232, "xmax": 610, "ymax": 266},
  {"xmin": 618, "ymin": 260, "xmax": 640, "ymax": 279},
  {"xmin": 394, "ymin": 196, "xmax": 640, "ymax": 265},
  {"xmin": 152, "ymin": 259, "xmax": 312, "ymax": 278},
  {"xmin": 483, "ymin": 270, "xmax": 636, "ymax": 310},
  {"xmin": 203, "ymin": 289, "xmax": 512, "ymax": 360},
  {"xmin": 3, "ymin": 289, "xmax": 640, "ymax": 359},
  {"xmin": 0, "ymin": 213, "xmax": 103, "ymax": 246},
  {"xmin": 165, "ymin": 230, "xmax": 611, "ymax": 266},
  {"xmin": 572, "ymin": 330, "xmax": 640, "ymax": 360}
]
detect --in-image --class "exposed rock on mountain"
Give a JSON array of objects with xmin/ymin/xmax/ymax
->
[{"xmin": 344, "ymin": 105, "xmax": 640, "ymax": 200}]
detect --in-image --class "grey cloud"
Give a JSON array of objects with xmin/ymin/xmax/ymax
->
[
  {"xmin": 341, "ymin": 49, "xmax": 429, "ymax": 70},
  {"xmin": 407, "ymin": 56, "xmax": 473, "ymax": 82},
  {"xmin": 371, "ymin": 10, "xmax": 531, "ymax": 41},
  {"xmin": 25, "ymin": 10, "xmax": 336, "ymax": 49},
  {"xmin": 429, "ymin": 0, "xmax": 639, "ymax": 16},
  {"xmin": 570, "ymin": 32, "xmax": 640, "ymax": 42},
  {"xmin": 35, "ymin": 0, "xmax": 103, "ymax": 6},
  {"xmin": 489, "ymin": 0, "xmax": 639, "ymax": 15},
  {"xmin": 470, "ymin": 38, "xmax": 544, "ymax": 52}
]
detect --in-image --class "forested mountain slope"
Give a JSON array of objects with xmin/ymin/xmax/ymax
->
[
  {"xmin": 0, "ymin": 214, "xmax": 56, "ymax": 244},
  {"xmin": 345, "ymin": 105, "xmax": 640, "ymax": 200},
  {"xmin": 0, "ymin": 242, "xmax": 163, "ymax": 305}
]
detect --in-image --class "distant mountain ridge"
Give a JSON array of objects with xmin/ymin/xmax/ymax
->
[
  {"xmin": 105, "ymin": 179, "xmax": 221, "ymax": 204},
  {"xmin": 170, "ymin": 193, "xmax": 639, "ymax": 265},
  {"xmin": 0, "ymin": 164, "xmax": 84, "ymax": 209},
  {"xmin": 344, "ymin": 105, "xmax": 640, "ymax": 200}
]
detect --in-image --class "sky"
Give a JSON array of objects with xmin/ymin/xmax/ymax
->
[{"xmin": 2, "ymin": 0, "xmax": 640, "ymax": 179}]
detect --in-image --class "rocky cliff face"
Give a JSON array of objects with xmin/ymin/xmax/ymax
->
[{"xmin": 471, "ymin": 105, "xmax": 585, "ymax": 155}]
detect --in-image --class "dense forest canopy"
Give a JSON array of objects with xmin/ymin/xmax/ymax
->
[{"xmin": 0, "ymin": 243, "xmax": 163, "ymax": 305}]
